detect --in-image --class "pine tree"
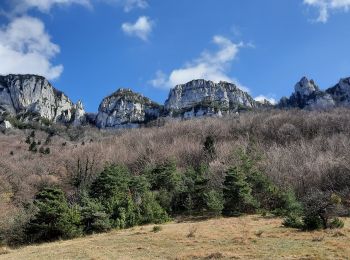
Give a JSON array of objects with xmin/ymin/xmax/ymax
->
[
  {"xmin": 90, "ymin": 164, "xmax": 130, "ymax": 202},
  {"xmin": 222, "ymin": 165, "xmax": 258, "ymax": 216},
  {"xmin": 25, "ymin": 187, "xmax": 82, "ymax": 242}
]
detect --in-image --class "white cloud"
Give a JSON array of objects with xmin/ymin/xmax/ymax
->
[
  {"xmin": 304, "ymin": 0, "xmax": 350, "ymax": 22},
  {"xmin": 121, "ymin": 16, "xmax": 153, "ymax": 41},
  {"xmin": 254, "ymin": 95, "xmax": 277, "ymax": 105},
  {"xmin": 150, "ymin": 35, "xmax": 247, "ymax": 90},
  {"xmin": 122, "ymin": 0, "xmax": 148, "ymax": 12},
  {"xmin": 0, "ymin": 16, "xmax": 63, "ymax": 80},
  {"xmin": 12, "ymin": 0, "xmax": 91, "ymax": 14},
  {"xmin": 10, "ymin": 0, "xmax": 148, "ymax": 14}
]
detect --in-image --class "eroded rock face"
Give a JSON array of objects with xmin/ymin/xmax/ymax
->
[
  {"xmin": 326, "ymin": 78, "xmax": 350, "ymax": 106},
  {"xmin": 164, "ymin": 79, "xmax": 258, "ymax": 118},
  {"xmin": 96, "ymin": 88, "xmax": 161, "ymax": 128},
  {"xmin": 0, "ymin": 74, "xmax": 86, "ymax": 124},
  {"xmin": 279, "ymin": 77, "xmax": 335, "ymax": 109},
  {"xmin": 0, "ymin": 74, "xmax": 87, "ymax": 125}
]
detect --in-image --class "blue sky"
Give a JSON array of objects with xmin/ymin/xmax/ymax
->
[{"xmin": 1, "ymin": 0, "xmax": 350, "ymax": 112}]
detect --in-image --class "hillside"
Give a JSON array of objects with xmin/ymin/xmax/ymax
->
[{"xmin": 1, "ymin": 215, "xmax": 349, "ymax": 259}]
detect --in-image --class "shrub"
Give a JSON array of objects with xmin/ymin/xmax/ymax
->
[
  {"xmin": 203, "ymin": 135, "xmax": 216, "ymax": 159},
  {"xmin": 283, "ymin": 214, "xmax": 304, "ymax": 229},
  {"xmin": 302, "ymin": 190, "xmax": 344, "ymax": 230},
  {"xmin": 302, "ymin": 215, "xmax": 324, "ymax": 230},
  {"xmin": 328, "ymin": 217, "xmax": 344, "ymax": 229},
  {"xmin": 152, "ymin": 225, "xmax": 162, "ymax": 232},
  {"xmin": 29, "ymin": 141, "xmax": 37, "ymax": 152},
  {"xmin": 0, "ymin": 206, "xmax": 37, "ymax": 246}
]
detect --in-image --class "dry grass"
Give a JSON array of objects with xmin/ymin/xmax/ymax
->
[{"xmin": 2, "ymin": 215, "xmax": 349, "ymax": 260}]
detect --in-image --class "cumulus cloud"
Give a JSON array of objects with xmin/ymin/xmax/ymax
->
[
  {"xmin": 121, "ymin": 16, "xmax": 153, "ymax": 41},
  {"xmin": 254, "ymin": 95, "xmax": 277, "ymax": 105},
  {"xmin": 150, "ymin": 35, "xmax": 247, "ymax": 90},
  {"xmin": 304, "ymin": 0, "xmax": 350, "ymax": 22},
  {"xmin": 0, "ymin": 16, "xmax": 63, "ymax": 80}
]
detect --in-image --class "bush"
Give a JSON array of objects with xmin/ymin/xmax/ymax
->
[
  {"xmin": 272, "ymin": 190, "xmax": 303, "ymax": 217},
  {"xmin": 302, "ymin": 215, "xmax": 324, "ymax": 230},
  {"xmin": 152, "ymin": 225, "xmax": 162, "ymax": 232},
  {"xmin": 328, "ymin": 217, "xmax": 344, "ymax": 229},
  {"xmin": 203, "ymin": 135, "xmax": 216, "ymax": 159},
  {"xmin": 283, "ymin": 214, "xmax": 303, "ymax": 229},
  {"xmin": 0, "ymin": 206, "xmax": 36, "ymax": 246},
  {"xmin": 302, "ymin": 190, "xmax": 343, "ymax": 230}
]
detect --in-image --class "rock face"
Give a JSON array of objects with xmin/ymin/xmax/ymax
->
[
  {"xmin": 278, "ymin": 77, "xmax": 335, "ymax": 109},
  {"xmin": 164, "ymin": 80, "xmax": 258, "ymax": 118},
  {"xmin": 326, "ymin": 78, "xmax": 350, "ymax": 106},
  {"xmin": 3, "ymin": 74, "xmax": 350, "ymax": 130},
  {"xmin": 72, "ymin": 100, "xmax": 86, "ymax": 126},
  {"xmin": 96, "ymin": 88, "xmax": 161, "ymax": 128},
  {"xmin": 0, "ymin": 74, "xmax": 85, "ymax": 124}
]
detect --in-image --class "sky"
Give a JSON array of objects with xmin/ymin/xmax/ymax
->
[{"xmin": 1, "ymin": 0, "xmax": 350, "ymax": 112}]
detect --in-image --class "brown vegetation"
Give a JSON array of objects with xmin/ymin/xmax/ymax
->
[
  {"xmin": 2, "ymin": 109, "xmax": 350, "ymax": 198},
  {"xmin": 1, "ymin": 108, "xmax": 350, "ymax": 246}
]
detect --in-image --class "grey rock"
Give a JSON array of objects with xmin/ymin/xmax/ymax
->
[
  {"xmin": 72, "ymin": 100, "xmax": 86, "ymax": 126},
  {"xmin": 164, "ymin": 79, "xmax": 259, "ymax": 118},
  {"xmin": 279, "ymin": 77, "xmax": 335, "ymax": 109},
  {"xmin": 96, "ymin": 88, "xmax": 161, "ymax": 128},
  {"xmin": 0, "ymin": 74, "xmax": 85, "ymax": 124},
  {"xmin": 326, "ymin": 77, "xmax": 350, "ymax": 106}
]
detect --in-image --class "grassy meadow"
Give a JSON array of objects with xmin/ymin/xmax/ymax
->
[{"xmin": 1, "ymin": 215, "xmax": 349, "ymax": 260}]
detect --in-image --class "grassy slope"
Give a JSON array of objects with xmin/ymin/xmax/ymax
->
[{"xmin": 1, "ymin": 216, "xmax": 349, "ymax": 260}]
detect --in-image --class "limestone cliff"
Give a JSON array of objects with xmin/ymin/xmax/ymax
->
[{"xmin": 96, "ymin": 88, "xmax": 161, "ymax": 128}]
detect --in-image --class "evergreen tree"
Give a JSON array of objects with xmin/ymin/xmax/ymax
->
[
  {"xmin": 222, "ymin": 165, "xmax": 258, "ymax": 216},
  {"xmin": 203, "ymin": 135, "xmax": 216, "ymax": 159},
  {"xmin": 90, "ymin": 164, "xmax": 130, "ymax": 202},
  {"xmin": 80, "ymin": 195, "xmax": 111, "ymax": 234},
  {"xmin": 25, "ymin": 187, "xmax": 82, "ymax": 242}
]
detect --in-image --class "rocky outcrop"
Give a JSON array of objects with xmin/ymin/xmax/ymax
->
[
  {"xmin": 164, "ymin": 80, "xmax": 259, "ymax": 118},
  {"xmin": 3, "ymin": 74, "xmax": 350, "ymax": 130},
  {"xmin": 72, "ymin": 100, "xmax": 86, "ymax": 126},
  {"xmin": 326, "ymin": 78, "xmax": 350, "ymax": 106},
  {"xmin": 278, "ymin": 77, "xmax": 335, "ymax": 109},
  {"xmin": 96, "ymin": 88, "xmax": 161, "ymax": 128},
  {"xmin": 0, "ymin": 74, "xmax": 85, "ymax": 124}
]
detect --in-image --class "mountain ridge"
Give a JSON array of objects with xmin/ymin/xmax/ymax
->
[{"xmin": 1, "ymin": 74, "xmax": 350, "ymax": 129}]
